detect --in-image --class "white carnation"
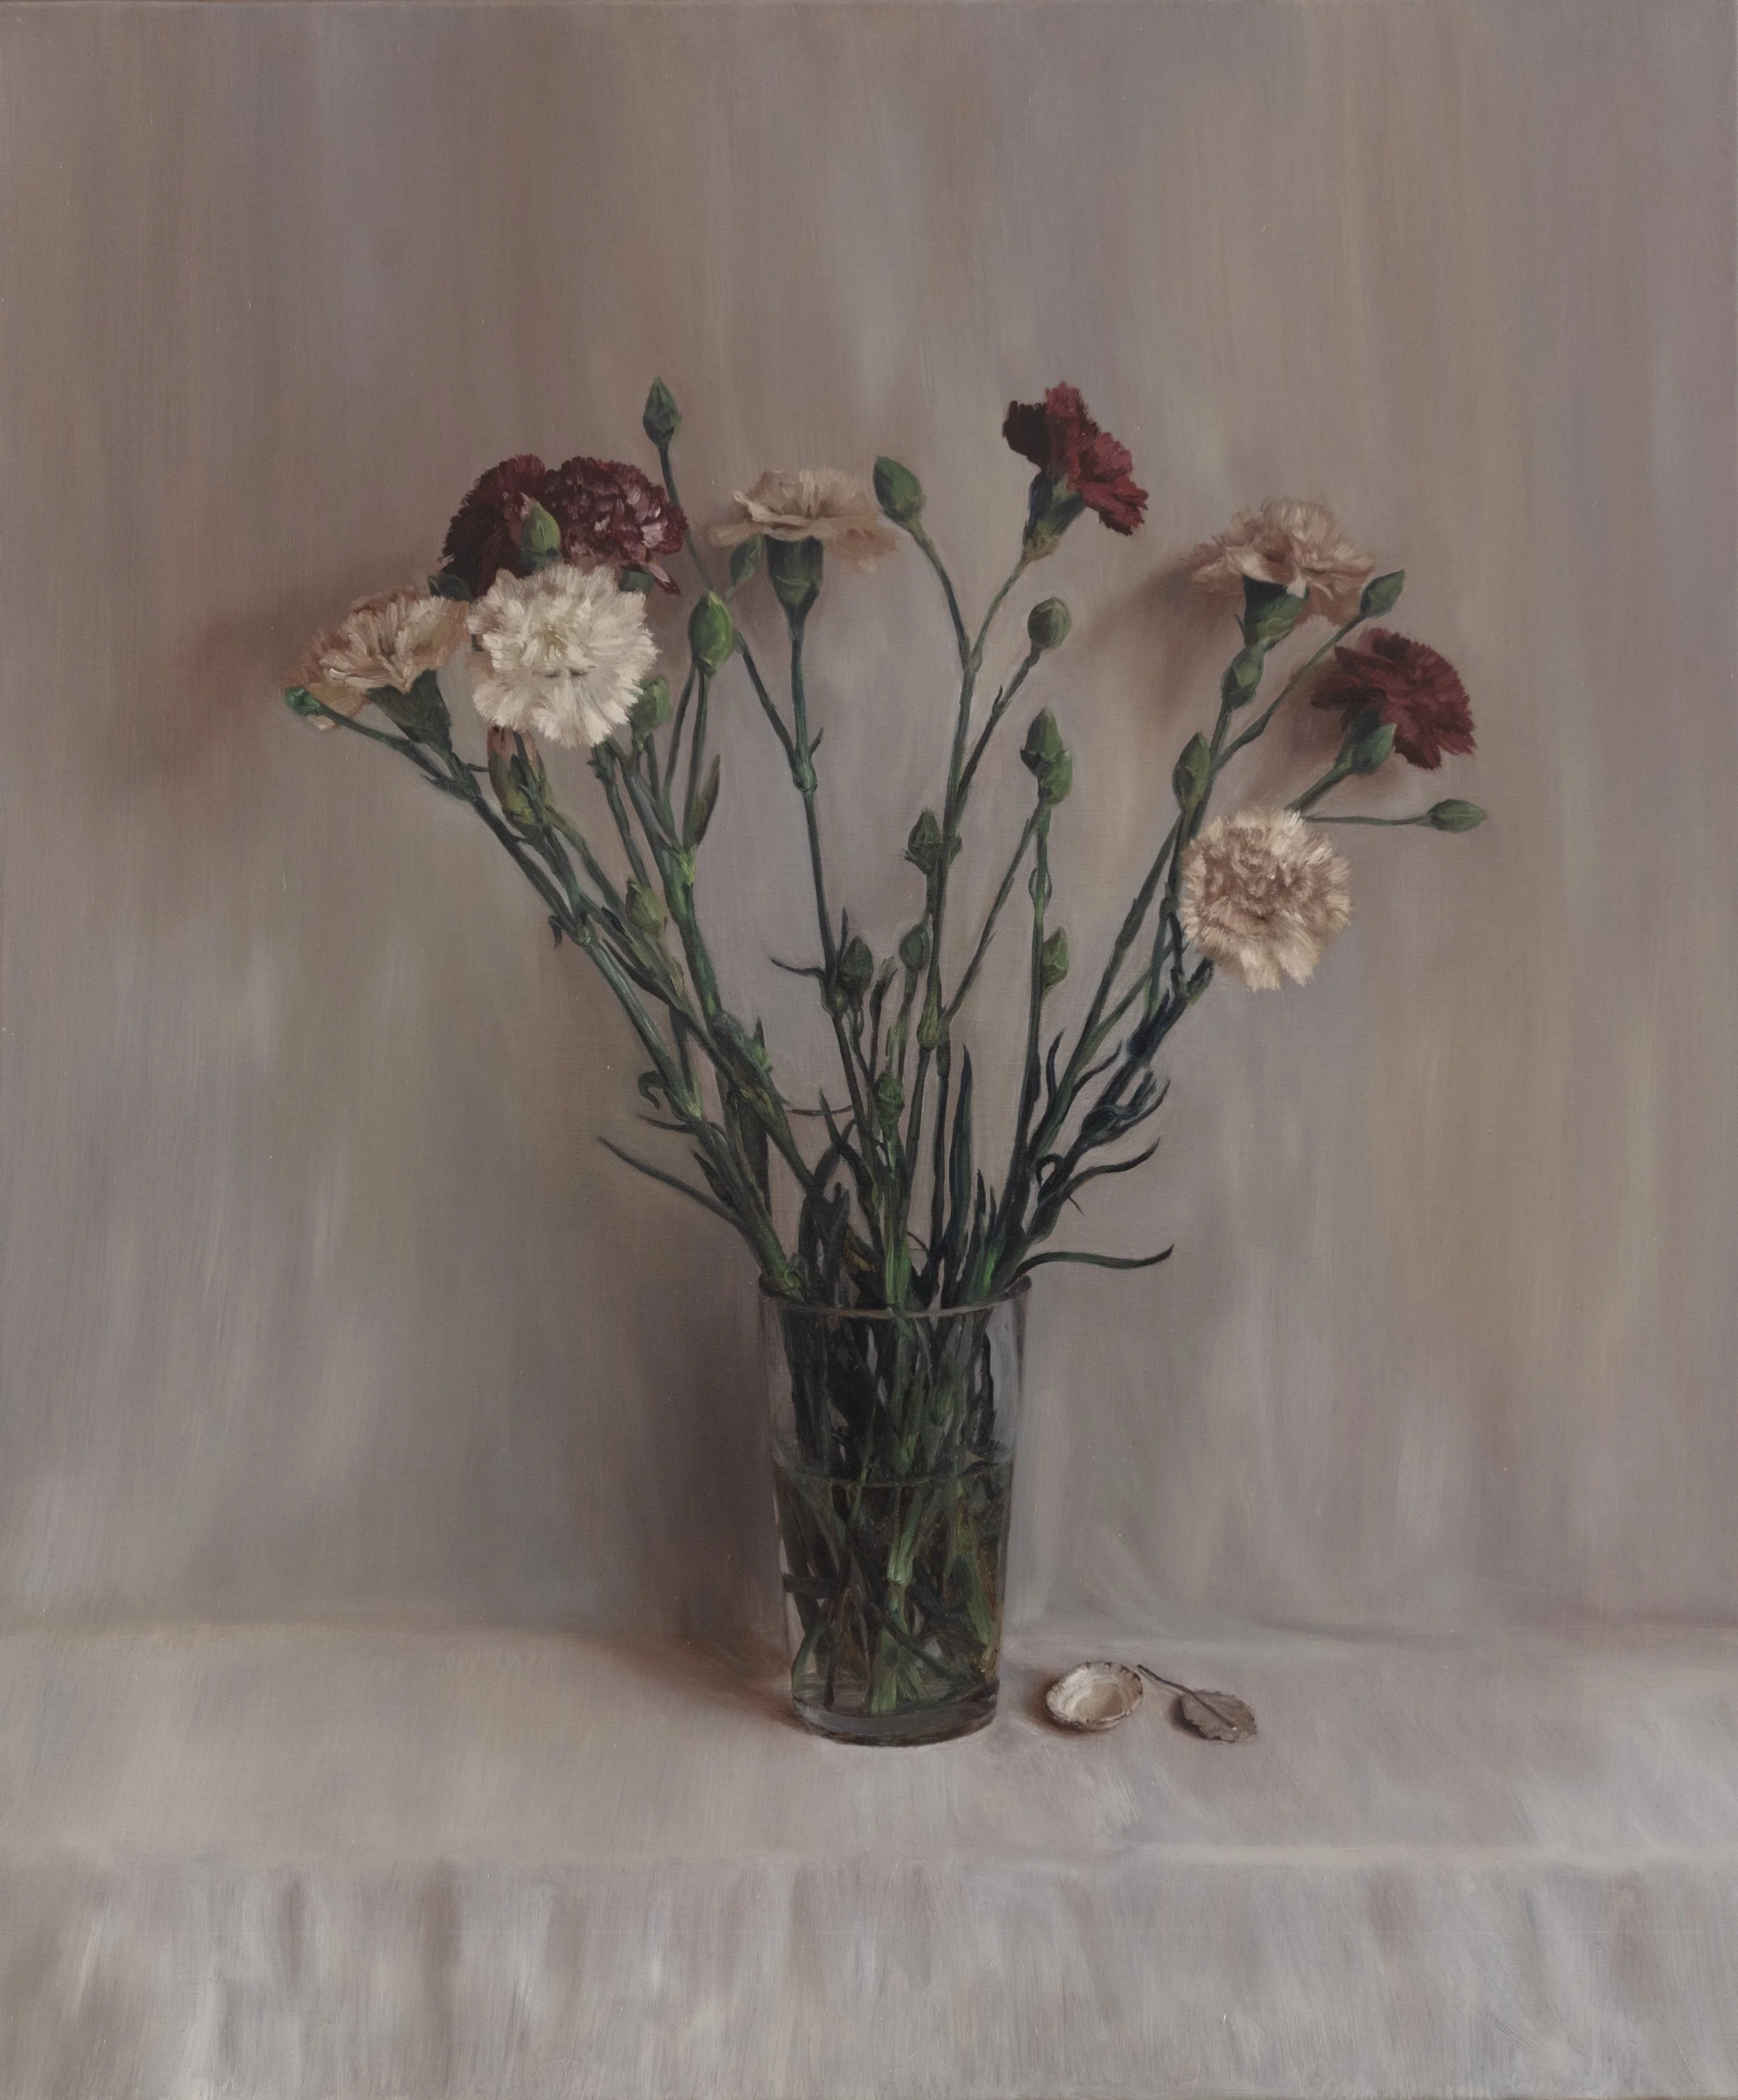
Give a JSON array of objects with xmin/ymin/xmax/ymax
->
[{"xmin": 466, "ymin": 563, "xmax": 657, "ymax": 751}]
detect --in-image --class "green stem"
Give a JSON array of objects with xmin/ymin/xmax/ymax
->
[{"xmin": 943, "ymin": 808, "xmax": 1041, "ymax": 1024}]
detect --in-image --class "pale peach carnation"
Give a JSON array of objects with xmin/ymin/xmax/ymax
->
[
  {"xmin": 466, "ymin": 562, "xmax": 656, "ymax": 750},
  {"xmin": 712, "ymin": 469, "xmax": 898, "ymax": 571},
  {"xmin": 294, "ymin": 587, "xmax": 467, "ymax": 721},
  {"xmin": 1179, "ymin": 809, "xmax": 1351, "ymax": 990},
  {"xmin": 1188, "ymin": 500, "xmax": 1375, "ymax": 626}
]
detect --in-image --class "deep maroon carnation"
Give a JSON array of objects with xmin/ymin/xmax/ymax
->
[
  {"xmin": 1311, "ymin": 628, "xmax": 1476, "ymax": 770},
  {"xmin": 544, "ymin": 456, "xmax": 688, "ymax": 593},
  {"xmin": 1002, "ymin": 383, "xmax": 1148, "ymax": 535},
  {"xmin": 440, "ymin": 454, "xmax": 549, "ymax": 597}
]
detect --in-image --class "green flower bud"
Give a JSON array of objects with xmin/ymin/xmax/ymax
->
[
  {"xmin": 906, "ymin": 808, "xmax": 945, "ymax": 877},
  {"xmin": 1172, "ymin": 731, "xmax": 1211, "ymax": 812},
  {"xmin": 1241, "ymin": 577, "xmax": 1308, "ymax": 646},
  {"xmin": 1021, "ymin": 708, "xmax": 1072, "ymax": 805},
  {"xmin": 520, "ymin": 499, "xmax": 562, "ymax": 568},
  {"xmin": 1428, "ymin": 798, "xmax": 1486, "ymax": 832},
  {"xmin": 1027, "ymin": 597, "xmax": 1071, "ymax": 653},
  {"xmin": 688, "ymin": 755, "xmax": 722, "ymax": 846},
  {"xmin": 628, "ymin": 675, "xmax": 672, "ymax": 749},
  {"xmin": 488, "ymin": 726, "xmax": 549, "ymax": 830},
  {"xmin": 728, "ymin": 535, "xmax": 763, "ymax": 592},
  {"xmin": 898, "ymin": 922, "xmax": 931, "ymax": 973},
  {"xmin": 1360, "ymin": 569, "xmax": 1404, "ymax": 619},
  {"xmin": 1344, "ymin": 717, "xmax": 1397, "ymax": 774},
  {"xmin": 873, "ymin": 1068, "xmax": 906, "ymax": 1134},
  {"xmin": 916, "ymin": 982, "xmax": 944, "ymax": 1051},
  {"xmin": 642, "ymin": 377, "xmax": 681, "ymax": 450},
  {"xmin": 765, "ymin": 535, "xmax": 824, "ymax": 619},
  {"xmin": 688, "ymin": 591, "xmax": 735, "ymax": 675},
  {"xmin": 1221, "ymin": 643, "xmax": 1266, "ymax": 708},
  {"xmin": 1039, "ymin": 927, "xmax": 1071, "ymax": 995},
  {"xmin": 836, "ymin": 934, "xmax": 875, "ymax": 1002},
  {"xmin": 626, "ymin": 880, "xmax": 667, "ymax": 937},
  {"xmin": 283, "ymin": 685, "xmax": 323, "ymax": 719},
  {"xmin": 872, "ymin": 456, "xmax": 925, "ymax": 526}
]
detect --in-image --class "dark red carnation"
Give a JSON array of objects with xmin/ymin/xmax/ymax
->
[
  {"xmin": 1311, "ymin": 628, "xmax": 1475, "ymax": 770},
  {"xmin": 1002, "ymin": 383, "xmax": 1148, "ymax": 535},
  {"xmin": 440, "ymin": 454, "xmax": 550, "ymax": 596},
  {"xmin": 544, "ymin": 456, "xmax": 688, "ymax": 592}
]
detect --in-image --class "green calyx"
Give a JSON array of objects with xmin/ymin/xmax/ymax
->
[
  {"xmin": 1361, "ymin": 569, "xmax": 1405, "ymax": 619},
  {"xmin": 765, "ymin": 535, "xmax": 824, "ymax": 619},
  {"xmin": 1428, "ymin": 798, "xmax": 1486, "ymax": 831},
  {"xmin": 1021, "ymin": 707, "xmax": 1073, "ymax": 806},
  {"xmin": 1342, "ymin": 715, "xmax": 1397, "ymax": 774},
  {"xmin": 488, "ymin": 729, "xmax": 548, "ymax": 830},
  {"xmin": 1021, "ymin": 475, "xmax": 1085, "ymax": 560},
  {"xmin": 283, "ymin": 685, "xmax": 322, "ymax": 719},
  {"xmin": 371, "ymin": 669, "xmax": 450, "ymax": 744},
  {"xmin": 642, "ymin": 377, "xmax": 681, "ymax": 450},
  {"xmin": 873, "ymin": 1068, "xmax": 906, "ymax": 1134},
  {"xmin": 836, "ymin": 934, "xmax": 875, "ymax": 1004},
  {"xmin": 628, "ymin": 675, "xmax": 672, "ymax": 749},
  {"xmin": 873, "ymin": 456, "xmax": 925, "ymax": 526},
  {"xmin": 898, "ymin": 921, "xmax": 931, "ymax": 972},
  {"xmin": 1241, "ymin": 577, "xmax": 1308, "ymax": 647},
  {"xmin": 688, "ymin": 592, "xmax": 735, "ymax": 674},
  {"xmin": 905, "ymin": 808, "xmax": 957, "ymax": 877},
  {"xmin": 1027, "ymin": 596, "xmax": 1071, "ymax": 654}
]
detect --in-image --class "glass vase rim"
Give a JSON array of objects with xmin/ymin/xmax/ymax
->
[{"xmin": 757, "ymin": 1274, "xmax": 1032, "ymax": 1324}]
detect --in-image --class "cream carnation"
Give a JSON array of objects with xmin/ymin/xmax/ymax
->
[
  {"xmin": 1188, "ymin": 500, "xmax": 1376, "ymax": 626},
  {"xmin": 466, "ymin": 563, "xmax": 657, "ymax": 750},
  {"xmin": 294, "ymin": 586, "xmax": 466, "ymax": 718},
  {"xmin": 1179, "ymin": 808, "xmax": 1351, "ymax": 990},
  {"xmin": 713, "ymin": 469, "xmax": 898, "ymax": 571}
]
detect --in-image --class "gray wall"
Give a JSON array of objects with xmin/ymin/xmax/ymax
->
[{"xmin": 1, "ymin": 0, "xmax": 1732, "ymax": 1638}]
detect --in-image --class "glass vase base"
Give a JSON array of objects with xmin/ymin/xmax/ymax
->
[{"xmin": 791, "ymin": 1682, "xmax": 999, "ymax": 1746}]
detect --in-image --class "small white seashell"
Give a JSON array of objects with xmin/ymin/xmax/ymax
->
[{"xmin": 1044, "ymin": 1661, "xmax": 1144, "ymax": 1732}]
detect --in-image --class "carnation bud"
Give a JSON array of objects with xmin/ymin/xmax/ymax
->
[
  {"xmin": 906, "ymin": 808, "xmax": 945, "ymax": 877},
  {"xmin": 487, "ymin": 725, "xmax": 547, "ymax": 831},
  {"xmin": 765, "ymin": 535, "xmax": 824, "ymax": 619},
  {"xmin": 1241, "ymin": 578, "xmax": 1308, "ymax": 646},
  {"xmin": 1027, "ymin": 597, "xmax": 1071, "ymax": 653},
  {"xmin": 836, "ymin": 934, "xmax": 875, "ymax": 1003},
  {"xmin": 1221, "ymin": 644, "xmax": 1265, "ymax": 708},
  {"xmin": 1039, "ymin": 927, "xmax": 1071, "ymax": 995},
  {"xmin": 642, "ymin": 377, "xmax": 681, "ymax": 450},
  {"xmin": 898, "ymin": 922, "xmax": 931, "ymax": 973},
  {"xmin": 625, "ymin": 880, "xmax": 667, "ymax": 938},
  {"xmin": 1360, "ymin": 569, "xmax": 1405, "ymax": 619},
  {"xmin": 283, "ymin": 684, "xmax": 322, "ymax": 719},
  {"xmin": 1344, "ymin": 718, "xmax": 1397, "ymax": 774},
  {"xmin": 1172, "ymin": 732, "xmax": 1211, "ymax": 812},
  {"xmin": 520, "ymin": 499, "xmax": 562, "ymax": 569},
  {"xmin": 916, "ymin": 982, "xmax": 944, "ymax": 1051},
  {"xmin": 628, "ymin": 675, "xmax": 672, "ymax": 749},
  {"xmin": 873, "ymin": 456, "xmax": 925, "ymax": 526},
  {"xmin": 688, "ymin": 591, "xmax": 735, "ymax": 674},
  {"xmin": 688, "ymin": 756, "xmax": 722, "ymax": 846},
  {"xmin": 1021, "ymin": 708, "xmax": 1072, "ymax": 805},
  {"xmin": 873, "ymin": 1068, "xmax": 906, "ymax": 1134},
  {"xmin": 1427, "ymin": 798, "xmax": 1486, "ymax": 832}
]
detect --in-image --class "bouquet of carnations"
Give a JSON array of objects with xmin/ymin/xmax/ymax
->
[{"xmin": 284, "ymin": 380, "xmax": 1482, "ymax": 1740}]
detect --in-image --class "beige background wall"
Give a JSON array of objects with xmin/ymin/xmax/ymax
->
[{"xmin": 0, "ymin": 0, "xmax": 1732, "ymax": 1639}]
